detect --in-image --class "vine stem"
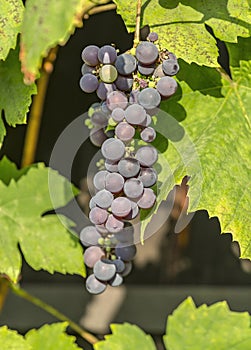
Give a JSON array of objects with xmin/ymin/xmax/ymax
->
[
  {"xmin": 9, "ymin": 283, "xmax": 99, "ymax": 345},
  {"xmin": 133, "ymin": 0, "xmax": 142, "ymax": 47}
]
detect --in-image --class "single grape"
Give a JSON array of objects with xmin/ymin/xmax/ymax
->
[
  {"xmin": 115, "ymin": 75, "xmax": 134, "ymax": 91},
  {"xmin": 109, "ymin": 273, "xmax": 123, "ymax": 287},
  {"xmin": 111, "ymin": 107, "xmax": 125, "ymax": 123},
  {"xmin": 115, "ymin": 121, "xmax": 135, "ymax": 142},
  {"xmin": 140, "ymin": 126, "xmax": 156, "ymax": 142},
  {"xmin": 153, "ymin": 64, "xmax": 165, "ymax": 78},
  {"xmin": 124, "ymin": 104, "xmax": 146, "ymax": 125},
  {"xmin": 140, "ymin": 113, "xmax": 152, "ymax": 127},
  {"xmin": 115, "ymin": 243, "xmax": 137, "ymax": 261},
  {"xmin": 135, "ymin": 146, "xmax": 158, "ymax": 167},
  {"xmin": 138, "ymin": 63, "xmax": 155, "ymax": 76},
  {"xmin": 156, "ymin": 76, "xmax": 178, "ymax": 98},
  {"xmin": 129, "ymin": 90, "xmax": 139, "ymax": 104},
  {"xmin": 136, "ymin": 41, "xmax": 159, "ymax": 64},
  {"xmin": 89, "ymin": 207, "xmax": 108, "ymax": 225},
  {"xmin": 81, "ymin": 63, "xmax": 96, "ymax": 75},
  {"xmin": 93, "ymin": 170, "xmax": 109, "ymax": 191},
  {"xmin": 94, "ymin": 189, "xmax": 114, "ymax": 209},
  {"xmin": 89, "ymin": 197, "xmax": 96, "ymax": 209},
  {"xmin": 95, "ymin": 224, "xmax": 109, "ymax": 236},
  {"xmin": 162, "ymin": 58, "xmax": 180, "ymax": 76},
  {"xmin": 96, "ymin": 82, "xmax": 116, "ymax": 100},
  {"xmin": 115, "ymin": 53, "xmax": 137, "ymax": 75},
  {"xmin": 138, "ymin": 167, "xmax": 157, "ymax": 187},
  {"xmin": 80, "ymin": 226, "xmax": 101, "ymax": 247},
  {"xmin": 91, "ymin": 111, "xmax": 108, "ymax": 127},
  {"xmin": 101, "ymin": 138, "xmax": 125, "ymax": 161},
  {"xmin": 104, "ymin": 159, "xmax": 119, "ymax": 172},
  {"xmin": 120, "ymin": 261, "xmax": 133, "ymax": 276},
  {"xmin": 115, "ymin": 223, "xmax": 134, "ymax": 244},
  {"xmin": 79, "ymin": 74, "xmax": 99, "ymax": 93},
  {"xmin": 106, "ymin": 91, "xmax": 128, "ymax": 110},
  {"xmin": 93, "ymin": 259, "xmax": 116, "ymax": 281},
  {"xmin": 105, "ymin": 172, "xmax": 124, "ymax": 193},
  {"xmin": 111, "ymin": 197, "xmax": 132, "ymax": 217},
  {"xmin": 124, "ymin": 178, "xmax": 144, "ymax": 199},
  {"xmin": 105, "ymin": 214, "xmax": 124, "ymax": 233},
  {"xmin": 138, "ymin": 87, "xmax": 161, "ymax": 109},
  {"xmin": 137, "ymin": 188, "xmax": 156, "ymax": 209},
  {"xmin": 98, "ymin": 45, "xmax": 117, "ymax": 64},
  {"xmin": 112, "ymin": 259, "xmax": 125, "ymax": 273},
  {"xmin": 99, "ymin": 64, "xmax": 118, "ymax": 83},
  {"xmin": 124, "ymin": 200, "xmax": 139, "ymax": 220},
  {"xmin": 86, "ymin": 274, "xmax": 107, "ymax": 295},
  {"xmin": 84, "ymin": 246, "xmax": 105, "ymax": 268},
  {"xmin": 118, "ymin": 157, "xmax": 140, "ymax": 178},
  {"xmin": 147, "ymin": 32, "xmax": 158, "ymax": 42},
  {"xmin": 81, "ymin": 45, "xmax": 99, "ymax": 66},
  {"xmin": 90, "ymin": 127, "xmax": 107, "ymax": 147},
  {"xmin": 168, "ymin": 52, "xmax": 177, "ymax": 60}
]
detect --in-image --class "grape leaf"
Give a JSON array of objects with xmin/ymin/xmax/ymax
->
[
  {"xmin": 0, "ymin": 326, "xmax": 30, "ymax": 350},
  {"xmin": 20, "ymin": 0, "xmax": 113, "ymax": 83},
  {"xmin": 0, "ymin": 159, "xmax": 85, "ymax": 283},
  {"xmin": 0, "ymin": 46, "xmax": 37, "ymax": 149},
  {"xmin": 94, "ymin": 323, "xmax": 156, "ymax": 350},
  {"xmin": 0, "ymin": 0, "xmax": 23, "ymax": 60},
  {"xmin": 114, "ymin": 0, "xmax": 251, "ymax": 67},
  {"xmin": 164, "ymin": 297, "xmax": 251, "ymax": 349},
  {"xmin": 25, "ymin": 322, "xmax": 82, "ymax": 350},
  {"xmin": 0, "ymin": 323, "xmax": 82, "ymax": 350},
  {"xmin": 141, "ymin": 37, "xmax": 251, "ymax": 260}
]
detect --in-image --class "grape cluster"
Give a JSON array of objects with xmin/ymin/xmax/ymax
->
[{"xmin": 79, "ymin": 33, "xmax": 179, "ymax": 294}]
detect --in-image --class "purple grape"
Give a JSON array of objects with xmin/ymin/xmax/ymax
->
[
  {"xmin": 94, "ymin": 189, "xmax": 114, "ymax": 209},
  {"xmin": 140, "ymin": 113, "xmax": 152, "ymax": 127},
  {"xmin": 112, "ymin": 259, "xmax": 125, "ymax": 273},
  {"xmin": 118, "ymin": 157, "xmax": 140, "ymax": 178},
  {"xmin": 156, "ymin": 76, "xmax": 178, "ymax": 98},
  {"xmin": 162, "ymin": 58, "xmax": 179, "ymax": 76},
  {"xmin": 153, "ymin": 64, "xmax": 165, "ymax": 78},
  {"xmin": 137, "ymin": 188, "xmax": 156, "ymax": 209},
  {"xmin": 111, "ymin": 107, "xmax": 125, "ymax": 122},
  {"xmin": 90, "ymin": 127, "xmax": 107, "ymax": 147},
  {"xmin": 105, "ymin": 214, "xmax": 124, "ymax": 233},
  {"xmin": 115, "ymin": 121, "xmax": 135, "ymax": 142},
  {"xmin": 93, "ymin": 259, "xmax": 116, "ymax": 281},
  {"xmin": 89, "ymin": 207, "xmax": 108, "ymax": 225},
  {"xmin": 115, "ymin": 75, "xmax": 134, "ymax": 91},
  {"xmin": 140, "ymin": 127, "xmax": 156, "ymax": 142},
  {"xmin": 86, "ymin": 274, "xmax": 107, "ymax": 294},
  {"xmin": 111, "ymin": 197, "xmax": 132, "ymax": 217},
  {"xmin": 115, "ymin": 53, "xmax": 137, "ymax": 75},
  {"xmin": 124, "ymin": 200, "xmax": 139, "ymax": 220},
  {"xmin": 124, "ymin": 178, "xmax": 144, "ymax": 199},
  {"xmin": 109, "ymin": 273, "xmax": 123, "ymax": 287},
  {"xmin": 129, "ymin": 90, "xmax": 139, "ymax": 104},
  {"xmin": 138, "ymin": 167, "xmax": 157, "ymax": 187},
  {"xmin": 136, "ymin": 41, "xmax": 159, "ymax": 64},
  {"xmin": 93, "ymin": 170, "xmax": 109, "ymax": 191},
  {"xmin": 135, "ymin": 146, "xmax": 158, "ymax": 167},
  {"xmin": 89, "ymin": 197, "xmax": 96, "ymax": 209},
  {"xmin": 138, "ymin": 63, "xmax": 155, "ymax": 76},
  {"xmin": 106, "ymin": 91, "xmax": 128, "ymax": 110},
  {"xmin": 147, "ymin": 32, "xmax": 158, "ymax": 42},
  {"xmin": 81, "ymin": 63, "xmax": 96, "ymax": 75},
  {"xmin": 138, "ymin": 88, "xmax": 161, "ymax": 109},
  {"xmin": 91, "ymin": 111, "xmax": 108, "ymax": 127},
  {"xmin": 79, "ymin": 74, "xmax": 99, "ymax": 93},
  {"xmin": 98, "ymin": 45, "xmax": 117, "ymax": 64},
  {"xmin": 105, "ymin": 172, "xmax": 124, "ymax": 193},
  {"xmin": 84, "ymin": 246, "xmax": 105, "ymax": 268},
  {"xmin": 96, "ymin": 82, "xmax": 116, "ymax": 100},
  {"xmin": 95, "ymin": 224, "xmax": 109, "ymax": 236},
  {"xmin": 104, "ymin": 159, "xmax": 119, "ymax": 172},
  {"xmin": 81, "ymin": 45, "xmax": 99, "ymax": 66},
  {"xmin": 80, "ymin": 226, "xmax": 101, "ymax": 247},
  {"xmin": 120, "ymin": 261, "xmax": 133, "ymax": 276},
  {"xmin": 101, "ymin": 138, "xmax": 125, "ymax": 161},
  {"xmin": 115, "ymin": 243, "xmax": 137, "ymax": 261},
  {"xmin": 124, "ymin": 104, "xmax": 146, "ymax": 125}
]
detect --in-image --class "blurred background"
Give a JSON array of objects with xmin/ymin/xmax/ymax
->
[{"xmin": 0, "ymin": 8, "xmax": 251, "ymax": 350}]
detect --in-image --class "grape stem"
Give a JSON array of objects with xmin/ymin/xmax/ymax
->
[
  {"xmin": 134, "ymin": 0, "xmax": 142, "ymax": 47},
  {"xmin": 9, "ymin": 282, "xmax": 99, "ymax": 345}
]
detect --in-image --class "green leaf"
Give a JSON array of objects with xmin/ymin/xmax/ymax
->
[
  {"xmin": 114, "ymin": 0, "xmax": 251, "ymax": 67},
  {"xmin": 0, "ymin": 159, "xmax": 85, "ymax": 282},
  {"xmin": 0, "ymin": 46, "xmax": 37, "ymax": 148},
  {"xmin": 25, "ymin": 322, "xmax": 82, "ymax": 350},
  {"xmin": 141, "ymin": 37, "xmax": 251, "ymax": 260},
  {"xmin": 0, "ymin": 323, "xmax": 82, "ymax": 350},
  {"xmin": 20, "ymin": 0, "xmax": 112, "ymax": 83},
  {"xmin": 0, "ymin": 0, "xmax": 23, "ymax": 60},
  {"xmin": 0, "ymin": 326, "xmax": 31, "ymax": 350},
  {"xmin": 94, "ymin": 323, "xmax": 156, "ymax": 350},
  {"xmin": 164, "ymin": 297, "xmax": 251, "ymax": 349}
]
